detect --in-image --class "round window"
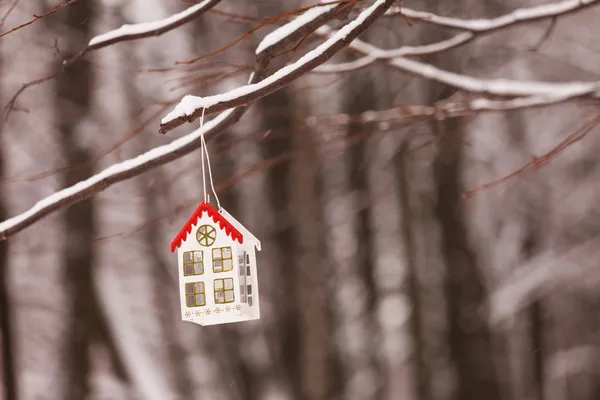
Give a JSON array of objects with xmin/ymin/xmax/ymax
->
[{"xmin": 196, "ymin": 224, "xmax": 217, "ymax": 247}]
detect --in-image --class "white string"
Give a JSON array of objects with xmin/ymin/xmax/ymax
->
[
  {"xmin": 199, "ymin": 108, "xmax": 221, "ymax": 210},
  {"xmin": 200, "ymin": 108, "xmax": 207, "ymax": 203}
]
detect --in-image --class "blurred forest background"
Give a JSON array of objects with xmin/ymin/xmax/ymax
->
[{"xmin": 1, "ymin": 0, "xmax": 600, "ymax": 399}]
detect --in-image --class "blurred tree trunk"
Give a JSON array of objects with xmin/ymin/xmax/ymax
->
[
  {"xmin": 341, "ymin": 70, "xmax": 383, "ymax": 400},
  {"xmin": 53, "ymin": 2, "xmax": 128, "ymax": 398},
  {"xmin": 0, "ymin": 95, "xmax": 18, "ymax": 400},
  {"xmin": 433, "ymin": 116, "xmax": 501, "ymax": 400},
  {"xmin": 395, "ymin": 142, "xmax": 431, "ymax": 400},
  {"xmin": 289, "ymin": 101, "xmax": 330, "ymax": 400},
  {"xmin": 259, "ymin": 89, "xmax": 302, "ymax": 398},
  {"xmin": 420, "ymin": 1, "xmax": 501, "ymax": 396}
]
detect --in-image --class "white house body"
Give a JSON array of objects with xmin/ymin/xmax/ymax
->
[{"xmin": 171, "ymin": 202, "xmax": 261, "ymax": 326}]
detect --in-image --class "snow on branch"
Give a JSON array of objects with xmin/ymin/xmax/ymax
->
[
  {"xmin": 399, "ymin": 0, "xmax": 598, "ymax": 32},
  {"xmin": 87, "ymin": 0, "xmax": 221, "ymax": 50},
  {"xmin": 314, "ymin": 32, "xmax": 473, "ymax": 73},
  {"xmin": 255, "ymin": 1, "xmax": 346, "ymax": 56},
  {"xmin": 0, "ymin": 0, "xmax": 375, "ymax": 239},
  {"xmin": 317, "ymin": 25, "xmax": 600, "ymax": 99},
  {"xmin": 159, "ymin": 0, "xmax": 395, "ymax": 134},
  {"xmin": 0, "ymin": 108, "xmax": 236, "ymax": 240},
  {"xmin": 3, "ymin": 0, "xmax": 220, "ymax": 125},
  {"xmin": 316, "ymin": 0, "xmax": 599, "ymax": 73}
]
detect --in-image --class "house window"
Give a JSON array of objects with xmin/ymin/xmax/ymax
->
[
  {"xmin": 196, "ymin": 224, "xmax": 217, "ymax": 247},
  {"xmin": 214, "ymin": 278, "xmax": 235, "ymax": 304},
  {"xmin": 212, "ymin": 247, "xmax": 233, "ymax": 273},
  {"xmin": 185, "ymin": 281, "xmax": 206, "ymax": 307},
  {"xmin": 183, "ymin": 251, "xmax": 203, "ymax": 276}
]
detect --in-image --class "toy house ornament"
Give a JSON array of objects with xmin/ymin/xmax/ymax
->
[{"xmin": 171, "ymin": 202, "xmax": 261, "ymax": 326}]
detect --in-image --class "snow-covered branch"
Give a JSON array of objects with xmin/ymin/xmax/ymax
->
[
  {"xmin": 87, "ymin": 0, "xmax": 221, "ymax": 50},
  {"xmin": 397, "ymin": 0, "xmax": 598, "ymax": 32},
  {"xmin": 0, "ymin": 108, "xmax": 237, "ymax": 240},
  {"xmin": 159, "ymin": 0, "xmax": 395, "ymax": 134},
  {"xmin": 314, "ymin": 32, "xmax": 473, "ymax": 73},
  {"xmin": 317, "ymin": 0, "xmax": 599, "ymax": 73},
  {"xmin": 255, "ymin": 1, "xmax": 349, "ymax": 57},
  {"xmin": 0, "ymin": 0, "xmax": 385, "ymax": 239},
  {"xmin": 3, "ymin": 0, "xmax": 222, "ymax": 117},
  {"xmin": 317, "ymin": 25, "xmax": 600, "ymax": 99},
  {"xmin": 313, "ymin": 92, "xmax": 595, "ymax": 129}
]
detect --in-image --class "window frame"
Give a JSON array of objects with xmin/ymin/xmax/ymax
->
[
  {"xmin": 183, "ymin": 250, "xmax": 204, "ymax": 276},
  {"xmin": 185, "ymin": 281, "xmax": 206, "ymax": 308},
  {"xmin": 212, "ymin": 246, "xmax": 234, "ymax": 273},
  {"xmin": 214, "ymin": 277, "xmax": 235, "ymax": 304},
  {"xmin": 196, "ymin": 224, "xmax": 217, "ymax": 247}
]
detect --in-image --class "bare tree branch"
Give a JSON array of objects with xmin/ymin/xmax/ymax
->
[
  {"xmin": 159, "ymin": 0, "xmax": 394, "ymax": 133},
  {"xmin": 0, "ymin": 0, "xmax": 79, "ymax": 39},
  {"xmin": 0, "ymin": 0, "xmax": 20, "ymax": 29},
  {"xmin": 463, "ymin": 114, "xmax": 600, "ymax": 198}
]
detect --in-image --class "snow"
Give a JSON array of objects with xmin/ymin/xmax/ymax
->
[
  {"xmin": 0, "ymin": 109, "xmax": 234, "ymax": 237},
  {"xmin": 162, "ymin": 0, "xmax": 389, "ymax": 125},
  {"xmin": 401, "ymin": 0, "xmax": 598, "ymax": 32},
  {"xmin": 314, "ymin": 32, "xmax": 473, "ymax": 73},
  {"xmin": 316, "ymin": 25, "xmax": 600, "ymax": 98},
  {"xmin": 88, "ymin": 0, "xmax": 214, "ymax": 47},
  {"xmin": 255, "ymin": 3, "xmax": 339, "ymax": 55}
]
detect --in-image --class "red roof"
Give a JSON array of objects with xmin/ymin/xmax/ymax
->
[{"xmin": 171, "ymin": 202, "xmax": 243, "ymax": 252}]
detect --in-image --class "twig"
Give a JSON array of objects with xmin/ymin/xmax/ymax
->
[
  {"xmin": 529, "ymin": 17, "xmax": 557, "ymax": 51},
  {"xmin": 1, "ymin": 73, "xmax": 57, "ymax": 128},
  {"xmin": 0, "ymin": 0, "xmax": 78, "ymax": 39},
  {"xmin": 0, "ymin": 0, "xmax": 20, "ymax": 29},
  {"xmin": 463, "ymin": 114, "xmax": 600, "ymax": 198}
]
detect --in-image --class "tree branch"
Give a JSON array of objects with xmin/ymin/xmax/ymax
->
[
  {"xmin": 64, "ymin": 0, "xmax": 221, "ymax": 66},
  {"xmin": 2, "ymin": 0, "xmax": 221, "ymax": 127},
  {"xmin": 0, "ymin": 106, "xmax": 234, "ymax": 240},
  {"xmin": 87, "ymin": 0, "xmax": 219, "ymax": 49},
  {"xmin": 396, "ymin": 0, "xmax": 598, "ymax": 32},
  {"xmin": 316, "ymin": 0, "xmax": 599, "ymax": 72},
  {"xmin": 319, "ymin": 25, "xmax": 600, "ymax": 99},
  {"xmin": 0, "ymin": 0, "xmax": 79, "ymax": 39},
  {"xmin": 159, "ymin": 0, "xmax": 395, "ymax": 134},
  {"xmin": 0, "ymin": 0, "xmax": 385, "ymax": 240}
]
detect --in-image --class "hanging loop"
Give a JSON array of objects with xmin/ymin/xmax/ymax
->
[{"xmin": 199, "ymin": 108, "xmax": 221, "ymax": 210}]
